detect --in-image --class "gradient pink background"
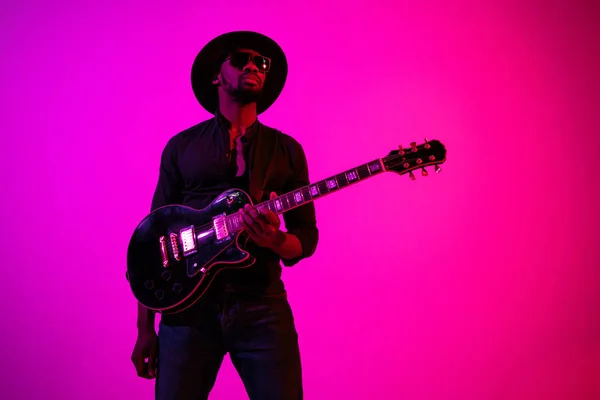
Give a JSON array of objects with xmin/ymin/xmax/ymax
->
[{"xmin": 2, "ymin": 1, "xmax": 599, "ymax": 399}]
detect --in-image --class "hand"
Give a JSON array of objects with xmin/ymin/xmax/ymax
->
[
  {"xmin": 131, "ymin": 330, "xmax": 158, "ymax": 379},
  {"xmin": 240, "ymin": 192, "xmax": 283, "ymax": 249}
]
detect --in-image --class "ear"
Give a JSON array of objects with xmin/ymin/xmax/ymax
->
[{"xmin": 212, "ymin": 73, "xmax": 220, "ymax": 86}]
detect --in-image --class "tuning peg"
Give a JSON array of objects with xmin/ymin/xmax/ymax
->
[
  {"xmin": 410, "ymin": 142, "xmax": 417, "ymax": 152},
  {"xmin": 421, "ymin": 167, "xmax": 428, "ymax": 176},
  {"xmin": 424, "ymin": 138, "xmax": 431, "ymax": 149},
  {"xmin": 409, "ymin": 171, "xmax": 416, "ymax": 180},
  {"xmin": 435, "ymin": 165, "xmax": 442, "ymax": 173},
  {"xmin": 398, "ymin": 145, "xmax": 405, "ymax": 155}
]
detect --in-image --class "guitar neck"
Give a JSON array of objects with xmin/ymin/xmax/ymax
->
[{"xmin": 226, "ymin": 158, "xmax": 386, "ymax": 230}]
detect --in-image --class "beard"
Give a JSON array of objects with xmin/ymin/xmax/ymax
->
[
  {"xmin": 231, "ymin": 85, "xmax": 262, "ymax": 104},
  {"xmin": 222, "ymin": 74, "xmax": 263, "ymax": 105}
]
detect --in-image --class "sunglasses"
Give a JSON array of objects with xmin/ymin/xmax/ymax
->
[{"xmin": 227, "ymin": 51, "xmax": 271, "ymax": 73}]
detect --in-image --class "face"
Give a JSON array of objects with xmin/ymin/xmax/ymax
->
[{"xmin": 212, "ymin": 48, "xmax": 270, "ymax": 104}]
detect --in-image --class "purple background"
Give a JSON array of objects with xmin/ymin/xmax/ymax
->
[{"xmin": 2, "ymin": 1, "xmax": 599, "ymax": 399}]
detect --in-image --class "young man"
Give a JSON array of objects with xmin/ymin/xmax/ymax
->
[{"xmin": 130, "ymin": 31, "xmax": 319, "ymax": 400}]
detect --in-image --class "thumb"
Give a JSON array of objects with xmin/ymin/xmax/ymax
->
[{"xmin": 270, "ymin": 192, "xmax": 278, "ymax": 200}]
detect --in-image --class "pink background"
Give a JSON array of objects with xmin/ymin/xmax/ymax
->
[{"xmin": 2, "ymin": 1, "xmax": 599, "ymax": 399}]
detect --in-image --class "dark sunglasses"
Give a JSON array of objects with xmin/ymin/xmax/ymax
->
[{"xmin": 227, "ymin": 51, "xmax": 271, "ymax": 73}]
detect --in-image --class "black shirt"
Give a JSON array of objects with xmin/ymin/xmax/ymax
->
[{"xmin": 150, "ymin": 111, "xmax": 319, "ymax": 323}]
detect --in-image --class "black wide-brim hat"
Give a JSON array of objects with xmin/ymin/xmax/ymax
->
[{"xmin": 191, "ymin": 31, "xmax": 288, "ymax": 115}]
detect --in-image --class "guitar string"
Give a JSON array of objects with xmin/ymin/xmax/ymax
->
[{"xmin": 160, "ymin": 151, "xmax": 439, "ymax": 249}]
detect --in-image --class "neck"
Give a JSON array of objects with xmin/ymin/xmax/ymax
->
[{"xmin": 218, "ymin": 93, "xmax": 257, "ymax": 134}]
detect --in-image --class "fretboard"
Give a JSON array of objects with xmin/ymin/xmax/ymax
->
[{"xmin": 226, "ymin": 158, "xmax": 386, "ymax": 231}]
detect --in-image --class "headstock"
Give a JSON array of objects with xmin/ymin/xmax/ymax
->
[{"xmin": 384, "ymin": 139, "xmax": 447, "ymax": 180}]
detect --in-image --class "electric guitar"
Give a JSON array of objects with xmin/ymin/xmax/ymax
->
[{"xmin": 126, "ymin": 139, "xmax": 447, "ymax": 314}]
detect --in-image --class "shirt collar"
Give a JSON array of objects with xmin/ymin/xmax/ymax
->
[{"xmin": 214, "ymin": 108, "xmax": 260, "ymax": 143}]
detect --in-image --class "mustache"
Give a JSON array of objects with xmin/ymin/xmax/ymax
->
[{"xmin": 241, "ymin": 72, "xmax": 261, "ymax": 82}]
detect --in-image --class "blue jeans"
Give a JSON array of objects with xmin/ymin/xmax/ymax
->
[{"xmin": 155, "ymin": 291, "xmax": 302, "ymax": 400}]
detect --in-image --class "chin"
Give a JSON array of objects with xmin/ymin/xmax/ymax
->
[{"xmin": 234, "ymin": 88, "xmax": 263, "ymax": 104}]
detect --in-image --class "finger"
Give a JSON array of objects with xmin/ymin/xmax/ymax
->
[
  {"xmin": 241, "ymin": 219, "xmax": 261, "ymax": 243},
  {"xmin": 241, "ymin": 209, "xmax": 261, "ymax": 237},
  {"xmin": 270, "ymin": 191, "xmax": 278, "ymax": 200},
  {"xmin": 148, "ymin": 345, "xmax": 157, "ymax": 378},
  {"xmin": 265, "ymin": 211, "xmax": 280, "ymax": 226},
  {"xmin": 244, "ymin": 205, "xmax": 270, "ymax": 232},
  {"xmin": 256, "ymin": 204, "xmax": 275, "ymax": 218},
  {"xmin": 244, "ymin": 204, "xmax": 262, "ymax": 220},
  {"xmin": 255, "ymin": 207, "xmax": 279, "ymax": 231},
  {"xmin": 133, "ymin": 354, "xmax": 149, "ymax": 378}
]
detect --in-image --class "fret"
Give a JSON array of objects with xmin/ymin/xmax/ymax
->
[
  {"xmin": 256, "ymin": 203, "xmax": 266, "ymax": 213},
  {"xmin": 259, "ymin": 202, "xmax": 267, "ymax": 213},
  {"xmin": 346, "ymin": 169, "xmax": 359, "ymax": 183},
  {"xmin": 357, "ymin": 164, "xmax": 371, "ymax": 179},
  {"xmin": 309, "ymin": 184, "xmax": 320, "ymax": 198},
  {"xmin": 252, "ymin": 201, "xmax": 276, "ymax": 216},
  {"xmin": 227, "ymin": 213, "xmax": 238, "ymax": 231},
  {"xmin": 293, "ymin": 190, "xmax": 304, "ymax": 205},
  {"xmin": 326, "ymin": 177, "xmax": 338, "ymax": 191},
  {"xmin": 286, "ymin": 192, "xmax": 296, "ymax": 209},
  {"xmin": 264, "ymin": 201, "xmax": 274, "ymax": 213},
  {"xmin": 301, "ymin": 186, "xmax": 312, "ymax": 202},
  {"xmin": 274, "ymin": 197, "xmax": 283, "ymax": 212},
  {"xmin": 336, "ymin": 172, "xmax": 349, "ymax": 187},
  {"xmin": 317, "ymin": 180, "xmax": 329, "ymax": 195},
  {"xmin": 367, "ymin": 160, "xmax": 382, "ymax": 174},
  {"xmin": 281, "ymin": 194, "xmax": 292, "ymax": 211},
  {"xmin": 278, "ymin": 196, "xmax": 286, "ymax": 211}
]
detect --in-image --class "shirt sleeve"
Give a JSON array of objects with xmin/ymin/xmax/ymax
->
[
  {"xmin": 151, "ymin": 136, "xmax": 184, "ymax": 212},
  {"xmin": 280, "ymin": 140, "xmax": 319, "ymax": 266}
]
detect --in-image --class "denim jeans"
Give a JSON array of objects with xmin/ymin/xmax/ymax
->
[{"xmin": 155, "ymin": 291, "xmax": 302, "ymax": 400}]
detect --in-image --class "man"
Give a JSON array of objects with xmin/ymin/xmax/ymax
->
[{"xmin": 130, "ymin": 31, "xmax": 319, "ymax": 400}]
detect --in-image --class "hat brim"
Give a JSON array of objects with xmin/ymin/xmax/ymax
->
[{"xmin": 191, "ymin": 31, "xmax": 288, "ymax": 115}]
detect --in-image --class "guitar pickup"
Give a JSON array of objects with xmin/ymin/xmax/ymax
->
[
  {"xmin": 213, "ymin": 215, "xmax": 229, "ymax": 241},
  {"xmin": 180, "ymin": 226, "xmax": 197, "ymax": 256}
]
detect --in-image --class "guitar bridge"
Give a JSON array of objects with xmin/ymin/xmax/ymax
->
[
  {"xmin": 213, "ymin": 214, "xmax": 229, "ymax": 241},
  {"xmin": 170, "ymin": 233, "xmax": 181, "ymax": 261}
]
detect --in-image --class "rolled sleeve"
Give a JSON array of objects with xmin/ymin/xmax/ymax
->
[{"xmin": 281, "ymin": 140, "xmax": 319, "ymax": 266}]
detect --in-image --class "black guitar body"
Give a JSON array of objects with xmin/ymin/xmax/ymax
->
[{"xmin": 126, "ymin": 189, "xmax": 254, "ymax": 314}]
